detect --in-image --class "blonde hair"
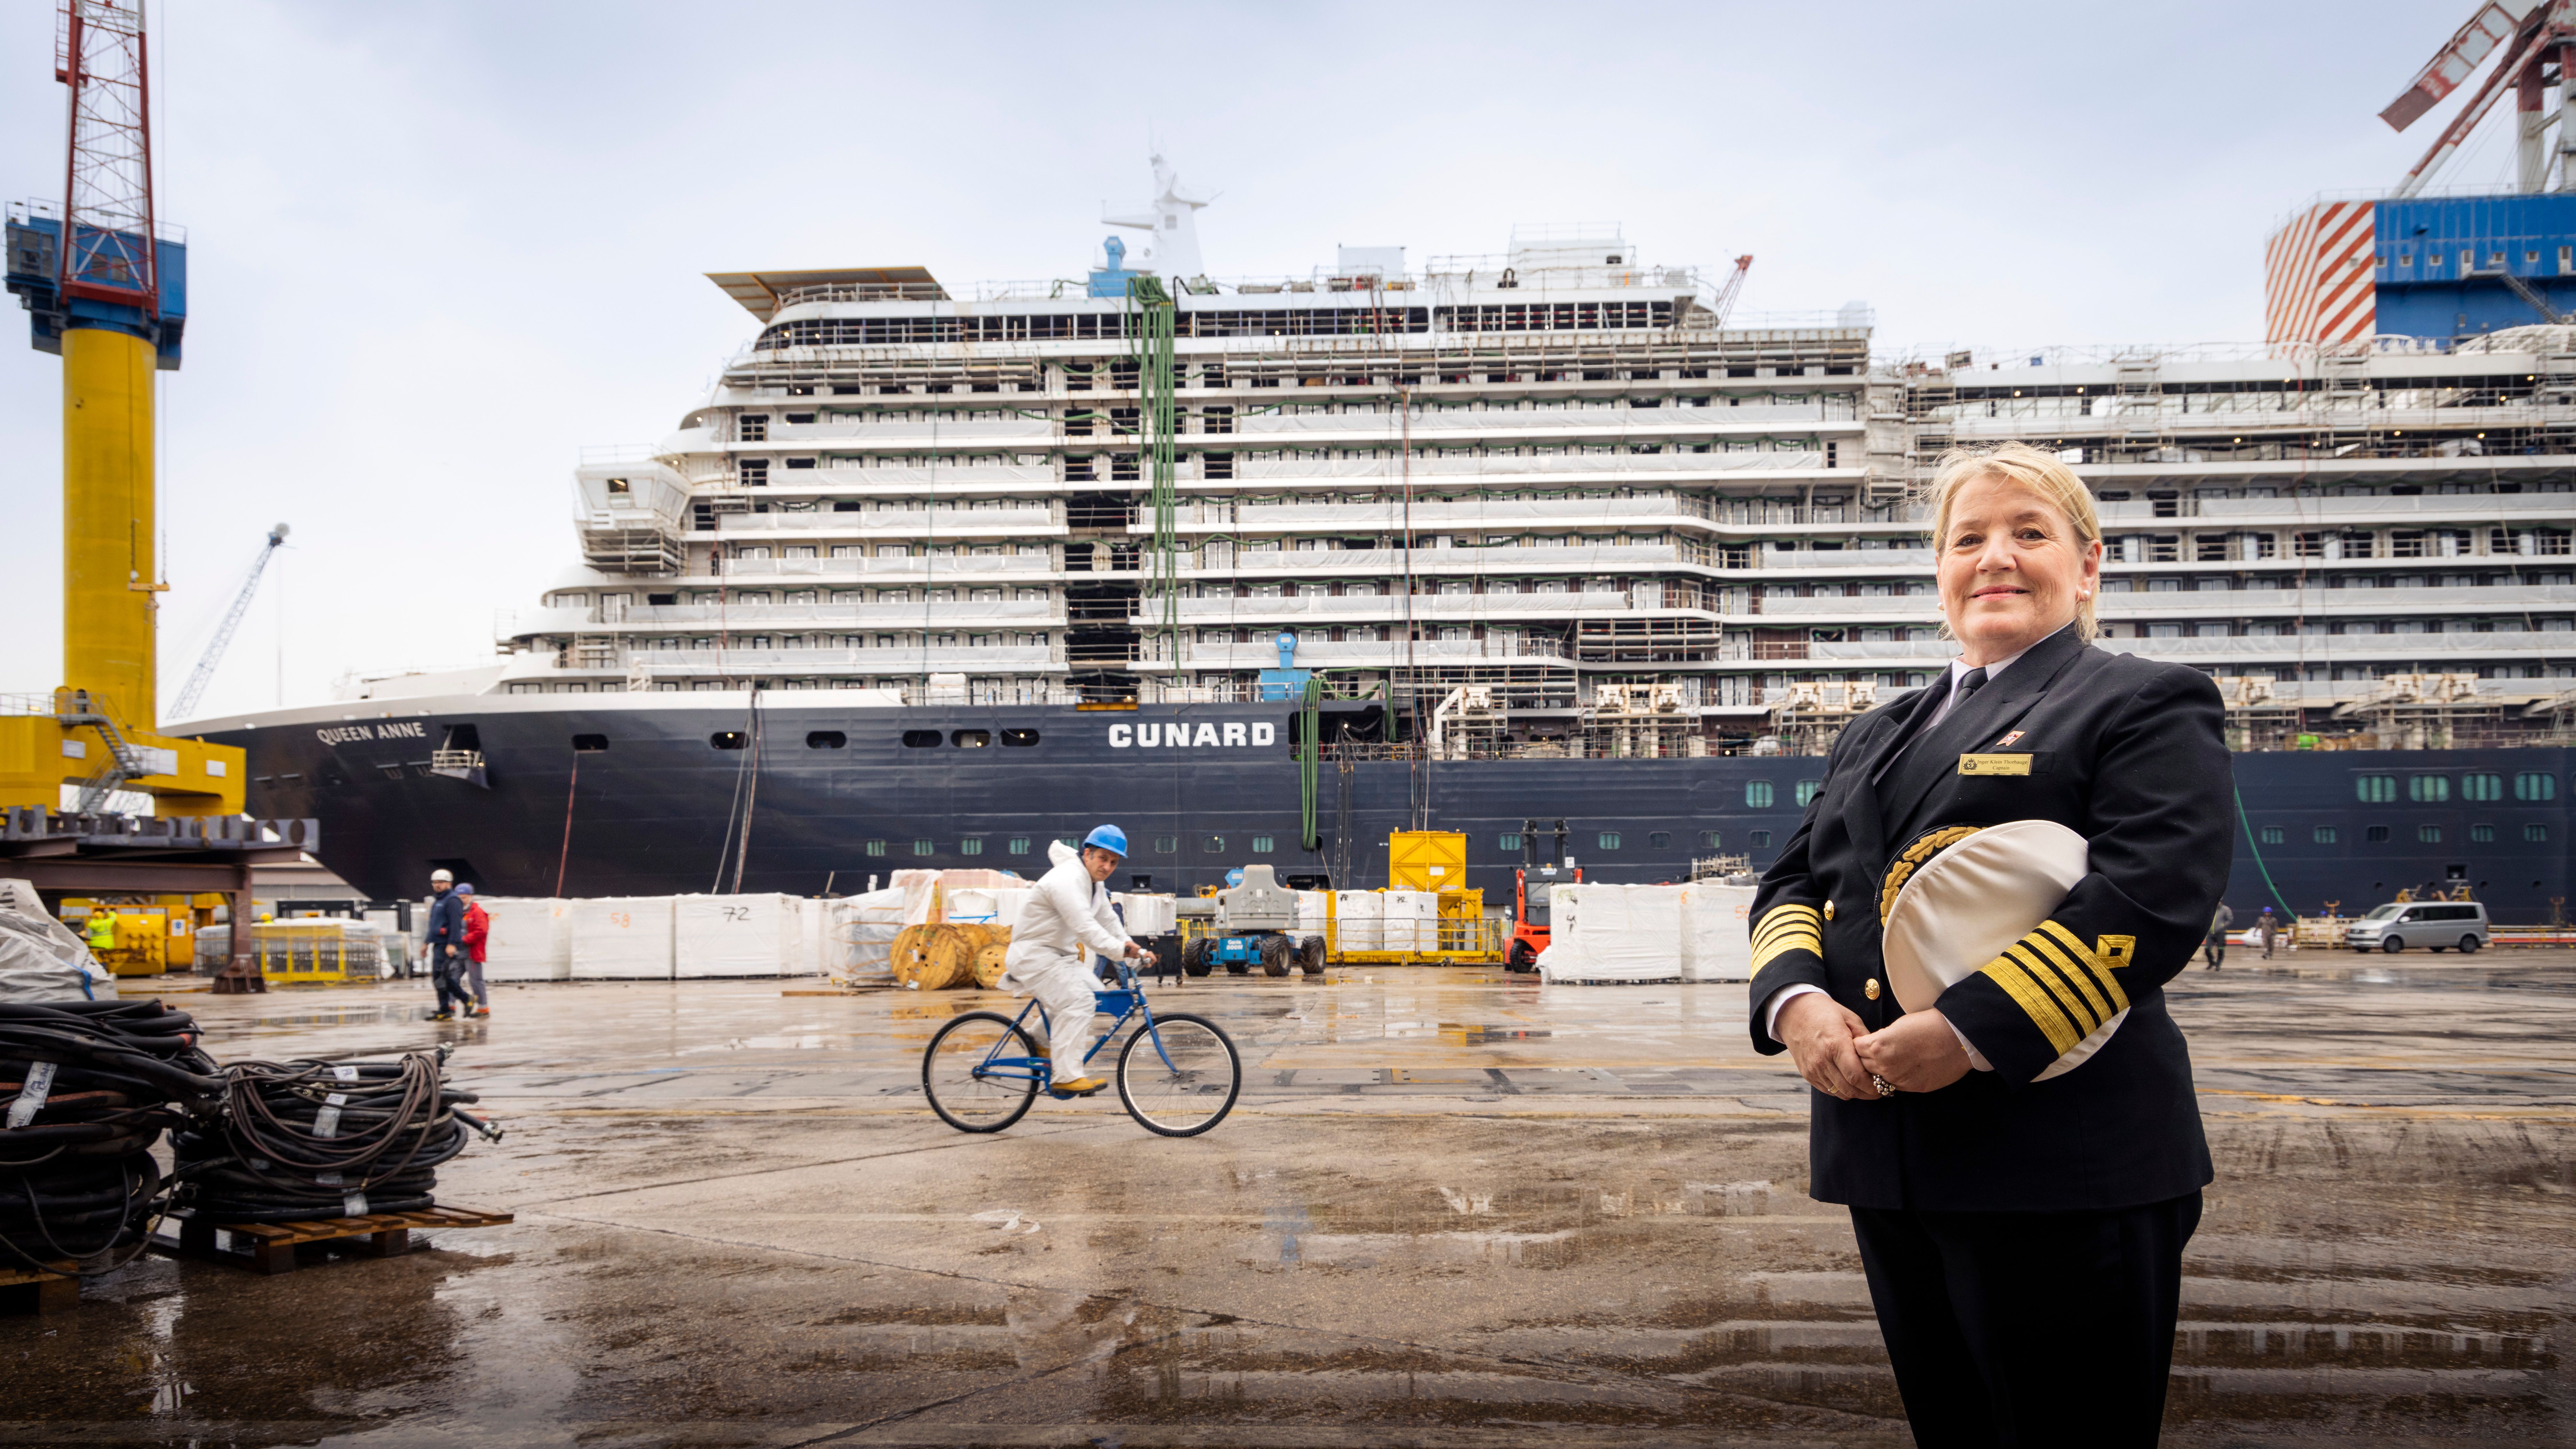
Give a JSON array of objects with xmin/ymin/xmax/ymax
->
[{"xmin": 1920, "ymin": 441, "xmax": 2104, "ymax": 642}]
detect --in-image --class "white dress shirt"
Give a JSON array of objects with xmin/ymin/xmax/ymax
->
[{"xmin": 1759, "ymin": 634, "xmax": 2056, "ymax": 1068}]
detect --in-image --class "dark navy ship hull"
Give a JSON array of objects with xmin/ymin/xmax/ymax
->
[{"xmin": 196, "ymin": 696, "xmax": 2576, "ymax": 922}]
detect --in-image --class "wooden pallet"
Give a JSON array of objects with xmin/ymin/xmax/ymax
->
[
  {"xmin": 0, "ymin": 1261, "xmax": 80, "ymax": 1314},
  {"xmin": 151, "ymin": 1205, "xmax": 513, "ymax": 1276}
]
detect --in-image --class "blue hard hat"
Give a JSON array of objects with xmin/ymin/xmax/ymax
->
[
  {"xmin": 1083, "ymin": 824, "xmax": 1129, "ymax": 856},
  {"xmin": 455, "ymin": 883, "xmax": 475, "ymax": 895}
]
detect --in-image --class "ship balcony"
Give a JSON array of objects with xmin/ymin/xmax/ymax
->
[
  {"xmin": 622, "ymin": 643, "xmax": 1066, "ymax": 674},
  {"xmin": 764, "ymin": 418, "xmax": 1056, "ymax": 444},
  {"xmin": 1151, "ymin": 589, "xmax": 1671, "ymax": 625},
  {"xmin": 496, "ymin": 597, "xmax": 1067, "ymax": 642},
  {"xmin": 1754, "ymin": 584, "xmax": 2576, "ymax": 624},
  {"xmin": 689, "ymin": 503, "xmax": 1067, "ymax": 539},
  {"xmin": 2095, "ymin": 490, "xmax": 2576, "ymax": 527},
  {"xmin": 1932, "ymin": 401, "xmax": 2573, "ymax": 444},
  {"xmin": 1138, "ymin": 635, "xmax": 1572, "ymax": 668},
  {"xmin": 1786, "ymin": 628, "xmax": 2576, "ymax": 670},
  {"xmin": 714, "ymin": 553, "xmax": 1057, "ymax": 582},
  {"xmin": 1230, "ymin": 449, "xmax": 1840, "ymax": 484},
  {"xmin": 1210, "ymin": 541, "xmax": 1694, "ymax": 574}
]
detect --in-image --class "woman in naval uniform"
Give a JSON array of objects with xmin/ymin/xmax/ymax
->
[{"xmin": 1747, "ymin": 441, "xmax": 2227, "ymax": 1447}]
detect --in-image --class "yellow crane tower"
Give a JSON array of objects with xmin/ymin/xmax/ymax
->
[{"xmin": 2, "ymin": 2, "xmax": 242, "ymax": 817}]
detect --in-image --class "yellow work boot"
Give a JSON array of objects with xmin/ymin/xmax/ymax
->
[{"xmin": 1048, "ymin": 1075, "xmax": 1107, "ymax": 1098}]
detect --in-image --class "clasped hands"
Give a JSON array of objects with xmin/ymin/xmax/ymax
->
[{"xmin": 1777, "ymin": 991, "xmax": 1971, "ymax": 1100}]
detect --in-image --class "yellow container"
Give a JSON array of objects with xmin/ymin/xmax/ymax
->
[{"xmin": 1387, "ymin": 831, "xmax": 1468, "ymax": 893}]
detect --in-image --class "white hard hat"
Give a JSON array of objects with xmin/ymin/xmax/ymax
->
[
  {"xmin": 1880, "ymin": 818, "xmax": 2121, "ymax": 1082},
  {"xmin": 429, "ymin": 868, "xmax": 454, "ymax": 883}
]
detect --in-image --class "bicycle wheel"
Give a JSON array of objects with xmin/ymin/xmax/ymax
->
[
  {"xmin": 1116, "ymin": 1012, "xmax": 1241, "ymax": 1138},
  {"xmin": 923, "ymin": 1011, "xmax": 1042, "ymax": 1133}
]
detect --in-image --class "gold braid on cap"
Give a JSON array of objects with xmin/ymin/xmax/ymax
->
[{"xmin": 1878, "ymin": 825, "xmax": 1985, "ymax": 926}]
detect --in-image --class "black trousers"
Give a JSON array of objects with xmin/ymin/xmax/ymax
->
[{"xmin": 1850, "ymin": 1192, "xmax": 2201, "ymax": 1449}]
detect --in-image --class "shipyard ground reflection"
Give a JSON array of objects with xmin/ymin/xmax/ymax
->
[{"xmin": 2, "ymin": 957, "xmax": 2569, "ymax": 1445}]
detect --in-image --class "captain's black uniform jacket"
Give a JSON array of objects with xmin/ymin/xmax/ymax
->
[{"xmin": 1748, "ymin": 625, "xmax": 2225, "ymax": 1213}]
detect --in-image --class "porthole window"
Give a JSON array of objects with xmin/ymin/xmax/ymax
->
[
  {"xmin": 2527, "ymin": 823, "xmax": 2551, "ymax": 843},
  {"xmin": 1008, "ymin": 837, "xmax": 1032, "ymax": 855},
  {"xmin": 952, "ymin": 729, "xmax": 991, "ymax": 748},
  {"xmin": 2366, "ymin": 825, "xmax": 2391, "ymax": 843},
  {"xmin": 2418, "ymin": 824, "xmax": 2443, "ymax": 843},
  {"xmin": 806, "ymin": 731, "xmax": 847, "ymax": 749},
  {"xmin": 1699, "ymin": 830, "xmax": 1722, "ymax": 850},
  {"xmin": 1203, "ymin": 835, "xmax": 1225, "ymax": 853},
  {"xmin": 1598, "ymin": 832, "xmax": 1622, "ymax": 850},
  {"xmin": 1154, "ymin": 835, "xmax": 1178, "ymax": 854},
  {"xmin": 1746, "ymin": 781, "xmax": 1776, "ymax": 809},
  {"xmin": 911, "ymin": 839, "xmax": 934, "ymax": 856},
  {"xmin": 2471, "ymin": 824, "xmax": 2496, "ymax": 843},
  {"xmin": 1001, "ymin": 728, "xmax": 1040, "ymax": 746},
  {"xmin": 1649, "ymin": 831, "xmax": 1672, "ymax": 849},
  {"xmin": 1252, "ymin": 835, "xmax": 1275, "ymax": 853},
  {"xmin": 2408, "ymin": 776, "xmax": 2451, "ymax": 803},
  {"xmin": 2355, "ymin": 775, "xmax": 2396, "ymax": 803},
  {"xmin": 1795, "ymin": 780, "xmax": 1822, "ymax": 806},
  {"xmin": 571, "ymin": 734, "xmax": 609, "ymax": 752},
  {"xmin": 1749, "ymin": 830, "xmax": 1773, "ymax": 849},
  {"xmin": 2259, "ymin": 826, "xmax": 2284, "ymax": 845},
  {"xmin": 961, "ymin": 838, "xmax": 984, "ymax": 855},
  {"xmin": 2516, "ymin": 771, "xmax": 2558, "ymax": 801},
  {"xmin": 711, "ymin": 731, "xmax": 748, "ymax": 750},
  {"xmin": 901, "ymin": 730, "xmax": 942, "ymax": 748},
  {"xmin": 865, "ymin": 840, "xmax": 887, "ymax": 857},
  {"xmin": 1498, "ymin": 832, "xmax": 1523, "ymax": 852},
  {"xmin": 2463, "ymin": 773, "xmax": 2503, "ymax": 802},
  {"xmin": 2313, "ymin": 825, "xmax": 2338, "ymax": 844}
]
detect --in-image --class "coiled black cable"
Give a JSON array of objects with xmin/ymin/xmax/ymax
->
[
  {"xmin": 0, "ymin": 999, "xmax": 220, "ymax": 1274},
  {"xmin": 177, "ymin": 1049, "xmax": 501, "ymax": 1223}
]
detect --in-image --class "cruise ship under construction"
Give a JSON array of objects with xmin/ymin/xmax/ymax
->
[{"xmin": 182, "ymin": 154, "xmax": 2576, "ymax": 922}]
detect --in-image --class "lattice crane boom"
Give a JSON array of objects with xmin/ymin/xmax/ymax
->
[
  {"xmin": 167, "ymin": 524, "xmax": 287, "ymax": 721},
  {"xmin": 1708, "ymin": 254, "xmax": 1753, "ymax": 325}
]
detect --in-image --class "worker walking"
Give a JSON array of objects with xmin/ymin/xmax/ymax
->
[
  {"xmin": 2204, "ymin": 902, "xmax": 2234, "ymax": 971},
  {"xmin": 458, "ymin": 884, "xmax": 491, "ymax": 1018},
  {"xmin": 998, "ymin": 826, "xmax": 1143, "ymax": 1098},
  {"xmin": 2257, "ymin": 905, "xmax": 2281, "ymax": 960},
  {"xmin": 424, "ymin": 869, "xmax": 469, "ymax": 1020}
]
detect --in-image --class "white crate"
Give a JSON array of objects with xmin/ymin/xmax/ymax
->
[
  {"xmin": 569, "ymin": 897, "xmax": 675, "ymax": 980},
  {"xmin": 1537, "ymin": 884, "xmax": 1685, "ymax": 983},
  {"xmin": 1679, "ymin": 883, "xmax": 1756, "ymax": 981},
  {"xmin": 675, "ymin": 894, "xmax": 802, "ymax": 978},
  {"xmin": 1333, "ymin": 891, "xmax": 1382, "ymax": 951},
  {"xmin": 478, "ymin": 897, "xmax": 570, "ymax": 981}
]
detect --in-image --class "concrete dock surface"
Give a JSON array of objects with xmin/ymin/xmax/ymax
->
[{"xmin": 6, "ymin": 952, "xmax": 2572, "ymax": 1446}]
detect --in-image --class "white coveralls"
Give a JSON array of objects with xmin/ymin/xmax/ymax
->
[{"xmin": 998, "ymin": 841, "xmax": 1136, "ymax": 1077}]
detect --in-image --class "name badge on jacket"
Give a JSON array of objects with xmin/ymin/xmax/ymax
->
[{"xmin": 1958, "ymin": 752, "xmax": 2033, "ymax": 776}]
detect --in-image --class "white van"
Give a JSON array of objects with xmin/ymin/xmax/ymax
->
[{"xmin": 2344, "ymin": 901, "xmax": 2491, "ymax": 954}]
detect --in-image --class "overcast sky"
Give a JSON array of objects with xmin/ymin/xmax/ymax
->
[{"xmin": 0, "ymin": 1, "xmax": 2533, "ymax": 722}]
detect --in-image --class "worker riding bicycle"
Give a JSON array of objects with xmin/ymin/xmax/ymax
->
[{"xmin": 999, "ymin": 824, "xmax": 1143, "ymax": 1099}]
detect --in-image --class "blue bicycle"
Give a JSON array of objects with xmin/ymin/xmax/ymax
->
[{"xmin": 920, "ymin": 955, "xmax": 1242, "ymax": 1137}]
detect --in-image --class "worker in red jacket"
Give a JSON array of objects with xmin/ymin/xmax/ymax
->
[{"xmin": 457, "ymin": 884, "xmax": 491, "ymax": 1019}]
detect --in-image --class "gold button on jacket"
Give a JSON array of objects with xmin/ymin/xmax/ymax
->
[
  {"xmin": 1864, "ymin": 977, "xmax": 1881, "ymax": 1001},
  {"xmin": 1823, "ymin": 900, "xmax": 1837, "ymax": 921}
]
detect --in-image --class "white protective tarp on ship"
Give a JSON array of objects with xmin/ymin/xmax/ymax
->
[
  {"xmin": 1537, "ymin": 884, "xmax": 1685, "ymax": 983},
  {"xmin": 675, "ymin": 894, "xmax": 805, "ymax": 978},
  {"xmin": 569, "ymin": 897, "xmax": 675, "ymax": 980},
  {"xmin": 1678, "ymin": 883, "xmax": 1757, "ymax": 981},
  {"xmin": 479, "ymin": 897, "xmax": 571, "ymax": 982}
]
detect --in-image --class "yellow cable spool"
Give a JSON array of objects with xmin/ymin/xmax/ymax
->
[{"xmin": 969, "ymin": 926, "xmax": 1015, "ymax": 989}]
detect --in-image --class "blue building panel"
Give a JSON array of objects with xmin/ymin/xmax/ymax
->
[{"xmin": 2372, "ymin": 193, "xmax": 2576, "ymax": 339}]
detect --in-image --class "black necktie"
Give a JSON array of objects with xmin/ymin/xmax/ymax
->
[{"xmin": 1875, "ymin": 665, "xmax": 1990, "ymax": 785}]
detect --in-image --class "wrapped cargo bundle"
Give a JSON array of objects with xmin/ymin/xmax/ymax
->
[
  {"xmin": 1678, "ymin": 883, "xmax": 1757, "ymax": 981},
  {"xmin": 1536, "ymin": 884, "xmax": 1685, "ymax": 983},
  {"xmin": 568, "ymin": 898, "xmax": 675, "ymax": 980},
  {"xmin": 827, "ymin": 889, "xmax": 905, "ymax": 985},
  {"xmin": 1113, "ymin": 894, "xmax": 1176, "ymax": 936},
  {"xmin": 477, "ymin": 898, "xmax": 571, "ymax": 982},
  {"xmin": 674, "ymin": 894, "xmax": 805, "ymax": 978},
  {"xmin": 1381, "ymin": 891, "xmax": 1438, "ymax": 953},
  {"xmin": 1332, "ymin": 892, "xmax": 1382, "ymax": 952}
]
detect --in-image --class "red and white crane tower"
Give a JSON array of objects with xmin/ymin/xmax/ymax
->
[{"xmin": 2386, "ymin": 2, "xmax": 2576, "ymax": 195}]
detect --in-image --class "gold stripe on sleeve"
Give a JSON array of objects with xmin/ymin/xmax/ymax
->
[
  {"xmin": 1749, "ymin": 904, "xmax": 1824, "ymax": 974},
  {"xmin": 2019, "ymin": 934, "xmax": 2115, "ymax": 1026},
  {"xmin": 2039, "ymin": 919, "xmax": 2132, "ymax": 1012},
  {"xmin": 2003, "ymin": 943, "xmax": 2103, "ymax": 1035},
  {"xmin": 1978, "ymin": 956, "xmax": 2084, "ymax": 1056}
]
